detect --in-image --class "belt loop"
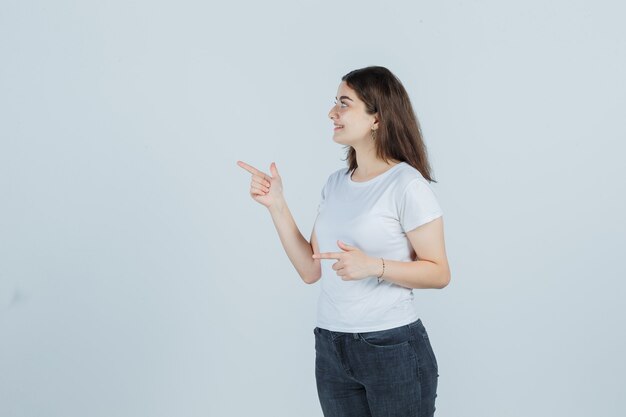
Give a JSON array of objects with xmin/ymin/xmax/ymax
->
[{"xmin": 353, "ymin": 332, "xmax": 359, "ymax": 339}]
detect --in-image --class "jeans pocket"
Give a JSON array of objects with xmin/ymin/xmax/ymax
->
[
  {"xmin": 423, "ymin": 335, "xmax": 438, "ymax": 370},
  {"xmin": 358, "ymin": 326, "xmax": 411, "ymax": 349},
  {"xmin": 414, "ymin": 322, "xmax": 439, "ymax": 371}
]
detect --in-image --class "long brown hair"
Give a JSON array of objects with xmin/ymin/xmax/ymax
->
[{"xmin": 340, "ymin": 66, "xmax": 436, "ymax": 183}]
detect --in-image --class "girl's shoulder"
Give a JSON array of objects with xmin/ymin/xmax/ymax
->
[
  {"xmin": 325, "ymin": 166, "xmax": 350, "ymax": 183},
  {"xmin": 392, "ymin": 162, "xmax": 430, "ymax": 187}
]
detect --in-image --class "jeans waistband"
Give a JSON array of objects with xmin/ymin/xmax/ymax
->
[{"xmin": 317, "ymin": 318, "xmax": 422, "ymax": 341}]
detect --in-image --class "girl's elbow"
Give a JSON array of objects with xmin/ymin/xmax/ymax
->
[
  {"xmin": 303, "ymin": 273, "xmax": 321, "ymax": 285},
  {"xmin": 303, "ymin": 263, "xmax": 322, "ymax": 284},
  {"xmin": 438, "ymin": 268, "xmax": 451, "ymax": 289}
]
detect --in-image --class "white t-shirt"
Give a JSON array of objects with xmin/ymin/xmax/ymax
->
[{"xmin": 313, "ymin": 161, "xmax": 443, "ymax": 332}]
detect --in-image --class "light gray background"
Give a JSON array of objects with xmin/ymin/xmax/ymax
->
[{"xmin": 1, "ymin": 1, "xmax": 625, "ymax": 416}]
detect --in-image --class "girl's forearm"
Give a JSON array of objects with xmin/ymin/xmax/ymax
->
[
  {"xmin": 268, "ymin": 198, "xmax": 320, "ymax": 283},
  {"xmin": 368, "ymin": 257, "xmax": 450, "ymax": 289}
]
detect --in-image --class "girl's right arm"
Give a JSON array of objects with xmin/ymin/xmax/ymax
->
[
  {"xmin": 267, "ymin": 199, "xmax": 321, "ymax": 284},
  {"xmin": 237, "ymin": 160, "xmax": 321, "ymax": 284}
]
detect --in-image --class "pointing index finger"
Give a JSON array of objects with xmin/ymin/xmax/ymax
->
[{"xmin": 237, "ymin": 161, "xmax": 268, "ymax": 179}]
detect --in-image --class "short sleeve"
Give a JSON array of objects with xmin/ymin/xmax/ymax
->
[
  {"xmin": 398, "ymin": 178, "xmax": 443, "ymax": 233},
  {"xmin": 317, "ymin": 182, "xmax": 327, "ymax": 214}
]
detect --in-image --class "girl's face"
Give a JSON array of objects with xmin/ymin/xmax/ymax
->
[{"xmin": 328, "ymin": 81, "xmax": 378, "ymax": 146}]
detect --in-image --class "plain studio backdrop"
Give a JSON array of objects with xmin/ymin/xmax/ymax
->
[{"xmin": 1, "ymin": 1, "xmax": 625, "ymax": 416}]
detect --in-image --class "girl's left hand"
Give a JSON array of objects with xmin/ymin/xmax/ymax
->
[{"xmin": 312, "ymin": 240, "xmax": 379, "ymax": 281}]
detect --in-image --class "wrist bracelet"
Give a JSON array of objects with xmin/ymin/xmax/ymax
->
[{"xmin": 376, "ymin": 258, "xmax": 385, "ymax": 280}]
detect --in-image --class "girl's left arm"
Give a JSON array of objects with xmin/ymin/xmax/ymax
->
[{"xmin": 369, "ymin": 216, "xmax": 451, "ymax": 289}]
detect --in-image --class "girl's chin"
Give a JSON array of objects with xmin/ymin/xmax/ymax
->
[
  {"xmin": 333, "ymin": 132, "xmax": 350, "ymax": 145},
  {"xmin": 332, "ymin": 135, "xmax": 362, "ymax": 146}
]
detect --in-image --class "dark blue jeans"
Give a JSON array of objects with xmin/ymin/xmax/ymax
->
[{"xmin": 313, "ymin": 319, "xmax": 439, "ymax": 417}]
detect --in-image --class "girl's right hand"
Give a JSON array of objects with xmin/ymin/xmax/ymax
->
[{"xmin": 236, "ymin": 160, "xmax": 284, "ymax": 209}]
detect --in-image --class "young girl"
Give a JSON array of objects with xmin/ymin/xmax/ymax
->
[{"xmin": 238, "ymin": 66, "xmax": 450, "ymax": 417}]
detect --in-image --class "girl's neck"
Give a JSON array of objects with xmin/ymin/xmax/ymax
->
[{"xmin": 352, "ymin": 157, "xmax": 401, "ymax": 181}]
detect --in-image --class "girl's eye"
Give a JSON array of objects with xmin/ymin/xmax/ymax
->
[{"xmin": 334, "ymin": 101, "xmax": 348, "ymax": 108}]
